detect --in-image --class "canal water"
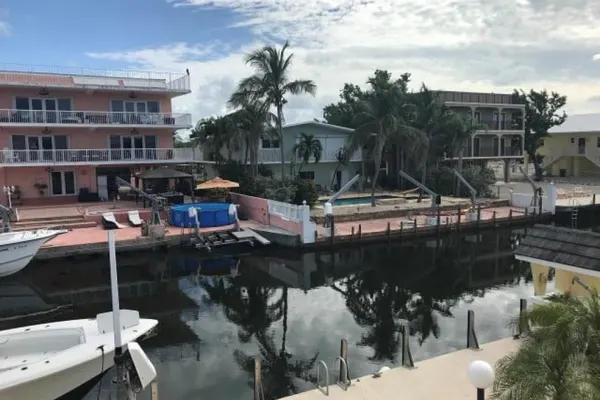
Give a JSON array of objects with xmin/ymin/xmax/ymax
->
[{"xmin": 1, "ymin": 228, "xmax": 538, "ymax": 400}]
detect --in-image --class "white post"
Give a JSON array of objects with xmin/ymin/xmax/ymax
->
[
  {"xmin": 108, "ymin": 230, "xmax": 123, "ymax": 349},
  {"xmin": 547, "ymin": 182, "xmax": 557, "ymax": 214}
]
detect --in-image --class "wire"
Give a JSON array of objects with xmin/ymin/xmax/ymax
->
[{"xmin": 96, "ymin": 345, "xmax": 105, "ymax": 400}]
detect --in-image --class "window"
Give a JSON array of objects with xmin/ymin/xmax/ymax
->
[
  {"xmin": 571, "ymin": 138, "xmax": 575, "ymax": 144},
  {"xmin": 50, "ymin": 171, "xmax": 76, "ymax": 196},
  {"xmin": 473, "ymin": 111, "xmax": 481, "ymax": 122},
  {"xmin": 11, "ymin": 135, "xmax": 69, "ymax": 162},
  {"xmin": 260, "ymin": 138, "xmax": 280, "ymax": 149},
  {"xmin": 108, "ymin": 135, "xmax": 158, "ymax": 160},
  {"xmin": 298, "ymin": 171, "xmax": 314, "ymax": 180},
  {"xmin": 14, "ymin": 97, "xmax": 72, "ymax": 123},
  {"xmin": 110, "ymin": 100, "xmax": 161, "ymax": 124}
]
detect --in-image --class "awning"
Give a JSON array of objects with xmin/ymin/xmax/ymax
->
[{"xmin": 138, "ymin": 168, "xmax": 192, "ymax": 180}]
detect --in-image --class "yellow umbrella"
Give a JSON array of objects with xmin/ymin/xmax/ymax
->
[{"xmin": 195, "ymin": 177, "xmax": 240, "ymax": 190}]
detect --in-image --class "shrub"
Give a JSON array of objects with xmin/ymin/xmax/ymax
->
[{"xmin": 292, "ymin": 179, "xmax": 319, "ymax": 206}]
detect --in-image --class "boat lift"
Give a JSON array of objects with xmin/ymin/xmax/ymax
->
[
  {"xmin": 328, "ymin": 174, "xmax": 361, "ymax": 204},
  {"xmin": 452, "ymin": 168, "xmax": 477, "ymax": 213},
  {"xmin": 519, "ymin": 166, "xmax": 543, "ymax": 214},
  {"xmin": 398, "ymin": 170, "xmax": 440, "ymax": 214},
  {"xmin": 115, "ymin": 176, "xmax": 165, "ymax": 226}
]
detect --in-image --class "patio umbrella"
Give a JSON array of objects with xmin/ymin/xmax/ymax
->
[{"xmin": 195, "ymin": 177, "xmax": 240, "ymax": 190}]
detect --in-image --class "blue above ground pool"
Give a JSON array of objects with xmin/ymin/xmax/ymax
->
[{"xmin": 170, "ymin": 202, "xmax": 235, "ymax": 228}]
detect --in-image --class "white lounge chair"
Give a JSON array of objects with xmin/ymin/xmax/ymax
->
[
  {"xmin": 101, "ymin": 212, "xmax": 126, "ymax": 229},
  {"xmin": 128, "ymin": 210, "xmax": 143, "ymax": 227}
]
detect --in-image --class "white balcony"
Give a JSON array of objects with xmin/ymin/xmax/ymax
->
[
  {"xmin": 0, "ymin": 63, "xmax": 190, "ymax": 94},
  {"xmin": 255, "ymin": 148, "xmax": 363, "ymax": 164},
  {"xmin": 0, "ymin": 148, "xmax": 195, "ymax": 167},
  {"xmin": 0, "ymin": 109, "xmax": 192, "ymax": 129}
]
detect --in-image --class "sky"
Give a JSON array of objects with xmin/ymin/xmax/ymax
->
[{"xmin": 2, "ymin": 0, "xmax": 600, "ymax": 130}]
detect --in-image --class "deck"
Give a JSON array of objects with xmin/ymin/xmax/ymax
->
[{"xmin": 281, "ymin": 338, "xmax": 520, "ymax": 400}]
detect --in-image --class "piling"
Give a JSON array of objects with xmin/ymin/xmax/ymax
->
[
  {"xmin": 151, "ymin": 381, "xmax": 159, "ymax": 400},
  {"xmin": 509, "ymin": 208, "xmax": 513, "ymax": 225},
  {"xmin": 457, "ymin": 206, "xmax": 461, "ymax": 232},
  {"xmin": 351, "ymin": 226, "xmax": 355, "ymax": 241},
  {"xmin": 467, "ymin": 310, "xmax": 480, "ymax": 350},
  {"xmin": 401, "ymin": 324, "xmax": 414, "ymax": 368},
  {"xmin": 339, "ymin": 339, "xmax": 349, "ymax": 382},
  {"xmin": 387, "ymin": 221, "xmax": 391, "ymax": 245},
  {"xmin": 254, "ymin": 358, "xmax": 262, "ymax": 400},
  {"xmin": 413, "ymin": 218, "xmax": 417, "ymax": 233},
  {"xmin": 358, "ymin": 224, "xmax": 362, "ymax": 240}
]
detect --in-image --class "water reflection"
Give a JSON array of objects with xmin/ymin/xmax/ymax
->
[{"xmin": 1, "ymin": 228, "xmax": 534, "ymax": 400}]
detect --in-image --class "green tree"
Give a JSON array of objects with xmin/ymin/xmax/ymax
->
[
  {"xmin": 492, "ymin": 293, "xmax": 600, "ymax": 399},
  {"xmin": 513, "ymin": 89, "xmax": 567, "ymax": 180},
  {"xmin": 190, "ymin": 115, "xmax": 238, "ymax": 162},
  {"xmin": 293, "ymin": 133, "xmax": 323, "ymax": 173},
  {"xmin": 353, "ymin": 70, "xmax": 423, "ymax": 206},
  {"xmin": 229, "ymin": 41, "xmax": 317, "ymax": 179},
  {"xmin": 323, "ymin": 83, "xmax": 367, "ymax": 129}
]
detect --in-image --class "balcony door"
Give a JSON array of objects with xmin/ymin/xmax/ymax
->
[
  {"xmin": 12, "ymin": 135, "xmax": 68, "ymax": 163},
  {"xmin": 50, "ymin": 171, "xmax": 76, "ymax": 196},
  {"xmin": 110, "ymin": 135, "xmax": 156, "ymax": 161}
]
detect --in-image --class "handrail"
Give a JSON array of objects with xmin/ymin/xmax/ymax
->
[
  {"xmin": 316, "ymin": 360, "xmax": 329, "ymax": 395},
  {"xmin": 334, "ymin": 356, "xmax": 351, "ymax": 390}
]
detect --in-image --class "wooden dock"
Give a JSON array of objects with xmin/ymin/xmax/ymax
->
[{"xmin": 280, "ymin": 338, "xmax": 520, "ymax": 400}]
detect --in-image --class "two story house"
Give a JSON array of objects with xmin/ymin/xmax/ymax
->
[{"xmin": 0, "ymin": 64, "xmax": 193, "ymax": 204}]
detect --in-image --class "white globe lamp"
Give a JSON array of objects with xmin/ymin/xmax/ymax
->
[{"xmin": 467, "ymin": 360, "xmax": 495, "ymax": 400}]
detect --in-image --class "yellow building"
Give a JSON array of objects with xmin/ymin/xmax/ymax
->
[
  {"xmin": 514, "ymin": 225, "xmax": 600, "ymax": 298},
  {"xmin": 538, "ymin": 113, "xmax": 600, "ymax": 177}
]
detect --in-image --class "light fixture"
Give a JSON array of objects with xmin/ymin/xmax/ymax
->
[
  {"xmin": 128, "ymin": 91, "xmax": 137, "ymax": 99},
  {"xmin": 130, "ymin": 128, "xmax": 139, "ymax": 135},
  {"xmin": 42, "ymin": 127, "xmax": 52, "ymax": 134},
  {"xmin": 467, "ymin": 360, "xmax": 495, "ymax": 400},
  {"xmin": 39, "ymin": 87, "xmax": 49, "ymax": 96}
]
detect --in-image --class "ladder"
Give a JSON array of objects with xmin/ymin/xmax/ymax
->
[
  {"xmin": 571, "ymin": 207, "xmax": 579, "ymax": 229},
  {"xmin": 315, "ymin": 357, "xmax": 351, "ymax": 395}
]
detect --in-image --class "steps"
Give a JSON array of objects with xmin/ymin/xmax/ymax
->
[{"xmin": 12, "ymin": 216, "xmax": 97, "ymax": 232}]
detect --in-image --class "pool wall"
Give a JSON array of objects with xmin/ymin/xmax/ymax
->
[{"xmin": 170, "ymin": 203, "xmax": 236, "ymax": 228}]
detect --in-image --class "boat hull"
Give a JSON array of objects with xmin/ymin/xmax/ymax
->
[{"xmin": 0, "ymin": 230, "xmax": 67, "ymax": 277}]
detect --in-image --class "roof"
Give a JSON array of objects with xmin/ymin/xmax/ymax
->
[
  {"xmin": 514, "ymin": 224, "xmax": 600, "ymax": 271},
  {"xmin": 138, "ymin": 168, "xmax": 192, "ymax": 179},
  {"xmin": 283, "ymin": 120, "xmax": 354, "ymax": 133},
  {"xmin": 548, "ymin": 113, "xmax": 600, "ymax": 134}
]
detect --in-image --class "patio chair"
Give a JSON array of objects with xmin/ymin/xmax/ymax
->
[
  {"xmin": 127, "ymin": 210, "xmax": 143, "ymax": 227},
  {"xmin": 102, "ymin": 212, "xmax": 126, "ymax": 229}
]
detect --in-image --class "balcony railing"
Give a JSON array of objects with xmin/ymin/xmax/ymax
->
[
  {"xmin": 0, "ymin": 63, "xmax": 190, "ymax": 92},
  {"xmin": 0, "ymin": 109, "xmax": 192, "ymax": 128},
  {"xmin": 0, "ymin": 148, "xmax": 194, "ymax": 166},
  {"xmin": 256, "ymin": 148, "xmax": 363, "ymax": 163},
  {"xmin": 477, "ymin": 119, "xmax": 524, "ymax": 131}
]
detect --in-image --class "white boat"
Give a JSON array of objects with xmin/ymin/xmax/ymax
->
[
  {"xmin": 0, "ymin": 229, "xmax": 68, "ymax": 277},
  {"xmin": 0, "ymin": 309, "xmax": 158, "ymax": 400}
]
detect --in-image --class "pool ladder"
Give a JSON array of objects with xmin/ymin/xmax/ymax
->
[{"xmin": 315, "ymin": 356, "xmax": 351, "ymax": 395}]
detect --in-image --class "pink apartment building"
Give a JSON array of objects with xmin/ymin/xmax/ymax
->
[{"xmin": 0, "ymin": 64, "xmax": 194, "ymax": 205}]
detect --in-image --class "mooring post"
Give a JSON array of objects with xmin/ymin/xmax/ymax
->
[
  {"xmin": 514, "ymin": 299, "xmax": 528, "ymax": 339},
  {"xmin": 509, "ymin": 208, "xmax": 513, "ymax": 225},
  {"xmin": 413, "ymin": 218, "xmax": 417, "ymax": 233},
  {"xmin": 254, "ymin": 358, "xmax": 262, "ymax": 400},
  {"xmin": 401, "ymin": 324, "xmax": 414, "ymax": 368},
  {"xmin": 387, "ymin": 221, "xmax": 391, "ymax": 244},
  {"xmin": 358, "ymin": 224, "xmax": 362, "ymax": 240},
  {"xmin": 400, "ymin": 221, "xmax": 404, "ymax": 241},
  {"xmin": 492, "ymin": 210, "xmax": 496, "ymax": 225},
  {"xmin": 457, "ymin": 206, "xmax": 461, "ymax": 232},
  {"xmin": 151, "ymin": 381, "xmax": 159, "ymax": 400},
  {"xmin": 467, "ymin": 310, "xmax": 480, "ymax": 350},
  {"xmin": 351, "ymin": 226, "xmax": 355, "ymax": 241},
  {"xmin": 339, "ymin": 338, "xmax": 349, "ymax": 382}
]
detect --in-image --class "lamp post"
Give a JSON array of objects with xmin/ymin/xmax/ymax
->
[
  {"xmin": 468, "ymin": 360, "xmax": 495, "ymax": 400},
  {"xmin": 3, "ymin": 186, "xmax": 15, "ymax": 209}
]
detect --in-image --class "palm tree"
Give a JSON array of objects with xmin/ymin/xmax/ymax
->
[
  {"xmin": 293, "ymin": 133, "xmax": 322, "ymax": 174},
  {"xmin": 190, "ymin": 115, "xmax": 239, "ymax": 162},
  {"xmin": 353, "ymin": 70, "xmax": 424, "ymax": 206},
  {"xmin": 230, "ymin": 101, "xmax": 275, "ymax": 177},
  {"xmin": 228, "ymin": 41, "xmax": 317, "ymax": 179},
  {"xmin": 492, "ymin": 293, "xmax": 600, "ymax": 399}
]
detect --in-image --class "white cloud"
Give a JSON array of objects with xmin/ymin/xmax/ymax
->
[
  {"xmin": 0, "ymin": 9, "xmax": 11, "ymax": 36},
  {"xmin": 88, "ymin": 0, "xmax": 600, "ymax": 129}
]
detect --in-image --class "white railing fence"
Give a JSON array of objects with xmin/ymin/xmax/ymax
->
[
  {"xmin": 0, "ymin": 148, "xmax": 194, "ymax": 165},
  {"xmin": 0, "ymin": 109, "xmax": 191, "ymax": 127},
  {"xmin": 267, "ymin": 199, "xmax": 316, "ymax": 244}
]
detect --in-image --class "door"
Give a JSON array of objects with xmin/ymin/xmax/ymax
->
[
  {"xmin": 133, "ymin": 136, "xmax": 144, "ymax": 159},
  {"xmin": 31, "ymin": 99, "xmax": 44, "ymax": 123},
  {"xmin": 335, "ymin": 171, "xmax": 342, "ymax": 191},
  {"xmin": 578, "ymin": 138, "xmax": 586, "ymax": 155},
  {"xmin": 27, "ymin": 136, "xmax": 40, "ymax": 162},
  {"xmin": 125, "ymin": 102, "xmax": 135, "ymax": 124},
  {"xmin": 97, "ymin": 175, "xmax": 108, "ymax": 201},
  {"xmin": 122, "ymin": 136, "xmax": 132, "ymax": 160},
  {"xmin": 41, "ymin": 136, "xmax": 53, "ymax": 161},
  {"xmin": 51, "ymin": 171, "xmax": 76, "ymax": 196},
  {"xmin": 45, "ymin": 99, "xmax": 57, "ymax": 123}
]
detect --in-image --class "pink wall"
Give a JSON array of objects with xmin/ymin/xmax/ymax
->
[
  {"xmin": 231, "ymin": 193, "xmax": 304, "ymax": 236},
  {"xmin": 0, "ymin": 88, "xmax": 172, "ymax": 113},
  {"xmin": 231, "ymin": 193, "xmax": 269, "ymax": 225},
  {"xmin": 0, "ymin": 165, "xmax": 96, "ymax": 200},
  {"xmin": 0, "ymin": 127, "xmax": 174, "ymax": 149}
]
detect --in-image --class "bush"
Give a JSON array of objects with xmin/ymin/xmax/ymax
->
[
  {"xmin": 428, "ymin": 165, "xmax": 496, "ymax": 198},
  {"xmin": 292, "ymin": 179, "xmax": 319, "ymax": 206}
]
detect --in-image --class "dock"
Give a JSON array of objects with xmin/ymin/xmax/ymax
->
[{"xmin": 280, "ymin": 338, "xmax": 520, "ymax": 400}]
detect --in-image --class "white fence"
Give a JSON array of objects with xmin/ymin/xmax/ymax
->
[
  {"xmin": 509, "ymin": 183, "xmax": 557, "ymax": 214},
  {"xmin": 267, "ymin": 199, "xmax": 316, "ymax": 244}
]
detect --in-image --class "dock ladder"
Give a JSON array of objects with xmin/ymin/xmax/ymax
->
[
  {"xmin": 568, "ymin": 197, "xmax": 579, "ymax": 229},
  {"xmin": 315, "ymin": 356, "xmax": 352, "ymax": 395}
]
